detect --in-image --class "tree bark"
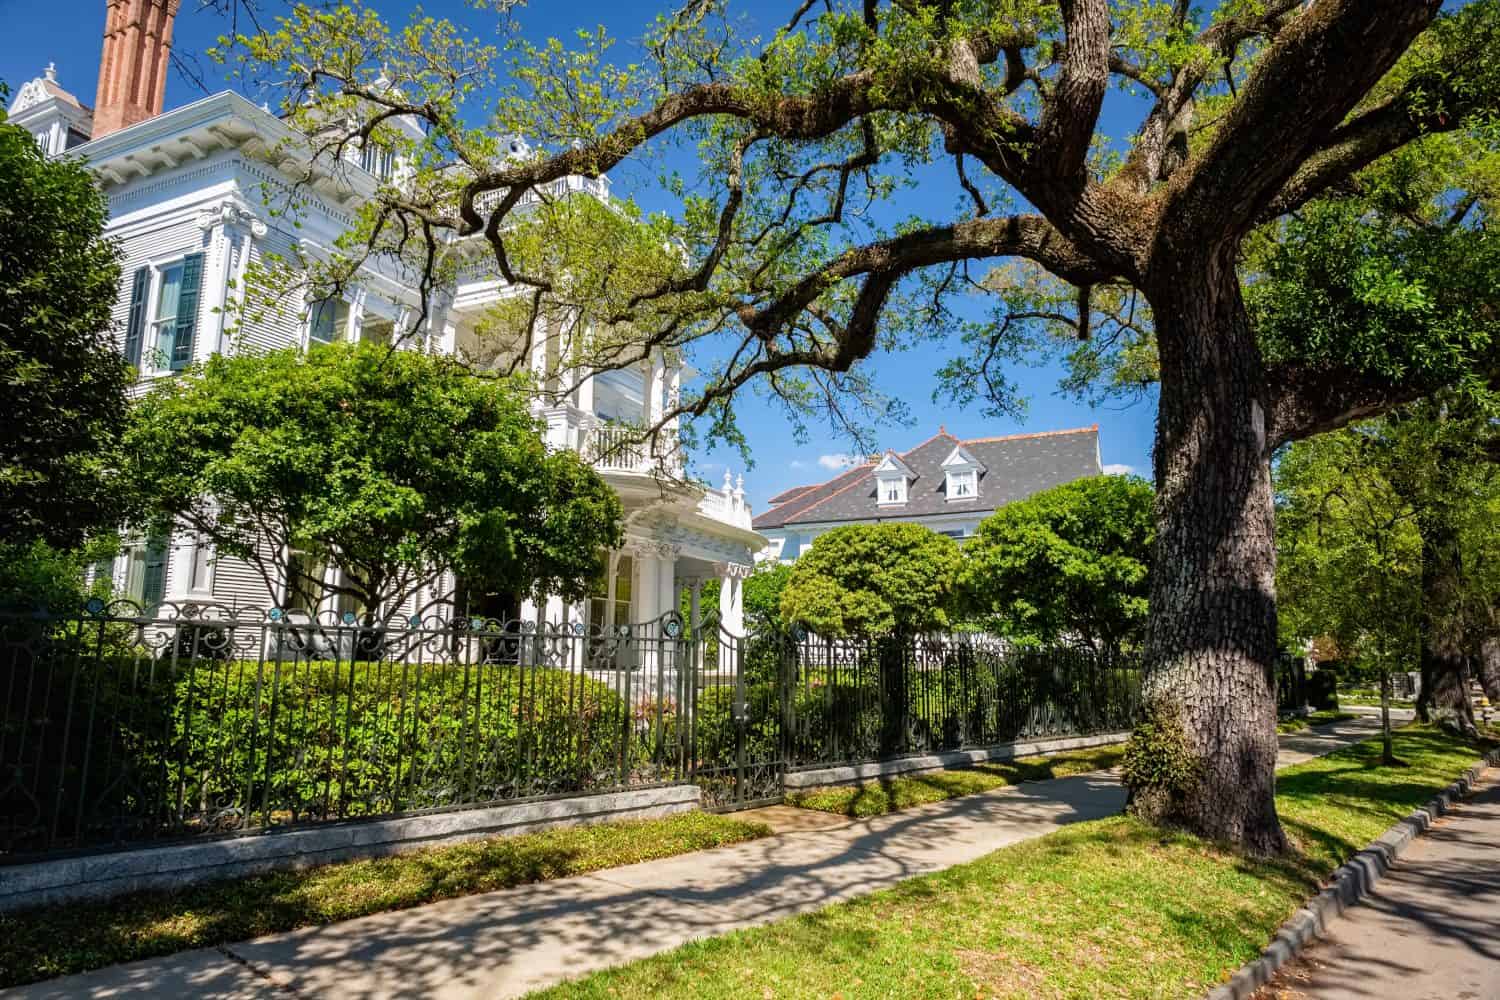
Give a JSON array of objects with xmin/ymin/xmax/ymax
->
[
  {"xmin": 1479, "ymin": 633, "xmax": 1500, "ymax": 704},
  {"xmin": 1133, "ymin": 242, "xmax": 1287, "ymax": 856},
  {"xmin": 1414, "ymin": 521, "xmax": 1477, "ymax": 733}
]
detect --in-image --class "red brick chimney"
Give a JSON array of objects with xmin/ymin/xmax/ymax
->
[{"xmin": 92, "ymin": 0, "xmax": 180, "ymax": 138}]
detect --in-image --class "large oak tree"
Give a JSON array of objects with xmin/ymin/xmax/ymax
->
[{"xmin": 228, "ymin": 0, "xmax": 1500, "ymax": 852}]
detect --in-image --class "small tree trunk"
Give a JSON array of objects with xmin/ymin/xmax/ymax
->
[
  {"xmin": 1132, "ymin": 249, "xmax": 1287, "ymax": 856},
  {"xmin": 1380, "ymin": 669, "xmax": 1394, "ymax": 765}
]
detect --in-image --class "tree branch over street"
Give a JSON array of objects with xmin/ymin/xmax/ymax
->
[{"xmin": 224, "ymin": 0, "xmax": 1500, "ymax": 853}]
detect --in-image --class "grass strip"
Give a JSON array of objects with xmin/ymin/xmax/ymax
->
[
  {"xmin": 0, "ymin": 810, "xmax": 768, "ymax": 988},
  {"xmin": 785, "ymin": 744, "xmax": 1125, "ymax": 817},
  {"xmin": 539, "ymin": 726, "xmax": 1495, "ymax": 1000},
  {"xmin": 1275, "ymin": 710, "xmax": 1358, "ymax": 733}
]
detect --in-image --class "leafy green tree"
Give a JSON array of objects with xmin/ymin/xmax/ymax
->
[
  {"xmin": 0, "ymin": 106, "xmax": 129, "ymax": 549},
  {"xmin": 122, "ymin": 343, "xmax": 623, "ymax": 618},
  {"xmin": 744, "ymin": 562, "xmax": 793, "ymax": 629},
  {"xmin": 961, "ymin": 475, "xmax": 1154, "ymax": 655},
  {"xmin": 1276, "ymin": 403, "xmax": 1500, "ymax": 735},
  {"xmin": 780, "ymin": 523, "xmax": 961, "ymax": 637},
  {"xmin": 224, "ymin": 0, "xmax": 1500, "ymax": 850}
]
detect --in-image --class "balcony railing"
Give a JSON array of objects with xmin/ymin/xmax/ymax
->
[{"xmin": 584, "ymin": 423, "xmax": 650, "ymax": 473}]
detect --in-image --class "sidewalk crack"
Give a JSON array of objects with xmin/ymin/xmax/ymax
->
[{"xmin": 216, "ymin": 944, "xmax": 305, "ymax": 997}]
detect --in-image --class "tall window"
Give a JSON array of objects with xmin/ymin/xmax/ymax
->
[
  {"xmin": 360, "ymin": 315, "xmax": 395, "ymax": 346},
  {"xmin": 285, "ymin": 550, "xmax": 327, "ymax": 615},
  {"xmin": 361, "ymin": 142, "xmax": 395, "ymax": 181},
  {"xmin": 878, "ymin": 476, "xmax": 906, "ymax": 505},
  {"xmin": 308, "ymin": 298, "xmax": 349, "ymax": 347},
  {"xmin": 188, "ymin": 536, "xmax": 213, "ymax": 592},
  {"xmin": 124, "ymin": 535, "xmax": 168, "ymax": 608},
  {"xmin": 588, "ymin": 554, "xmax": 634, "ymax": 631}
]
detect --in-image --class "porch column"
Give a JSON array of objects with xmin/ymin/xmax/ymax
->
[
  {"xmin": 643, "ymin": 351, "xmax": 665, "ymax": 430},
  {"xmin": 657, "ymin": 545, "xmax": 678, "ymax": 625},
  {"xmin": 719, "ymin": 574, "xmax": 744, "ymax": 637}
]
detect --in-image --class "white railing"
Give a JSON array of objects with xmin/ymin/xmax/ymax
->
[
  {"xmin": 472, "ymin": 175, "xmax": 611, "ymax": 218},
  {"xmin": 698, "ymin": 472, "xmax": 753, "ymax": 530},
  {"xmin": 585, "ymin": 423, "xmax": 649, "ymax": 473}
]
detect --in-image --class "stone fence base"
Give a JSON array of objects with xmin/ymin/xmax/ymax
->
[{"xmin": 0, "ymin": 784, "xmax": 700, "ymax": 913}]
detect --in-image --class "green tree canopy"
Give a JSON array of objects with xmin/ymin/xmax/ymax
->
[
  {"xmin": 961, "ymin": 475, "xmax": 1154, "ymax": 654},
  {"xmin": 122, "ymin": 342, "xmax": 623, "ymax": 617},
  {"xmin": 780, "ymin": 523, "xmax": 961, "ymax": 637},
  {"xmin": 1275, "ymin": 428, "xmax": 1424, "ymax": 682},
  {"xmin": 0, "ymin": 107, "xmax": 128, "ymax": 549},
  {"xmin": 220, "ymin": 0, "xmax": 1500, "ymax": 849},
  {"xmin": 744, "ymin": 562, "xmax": 793, "ymax": 629}
]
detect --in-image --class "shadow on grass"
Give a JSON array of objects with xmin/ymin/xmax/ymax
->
[{"xmin": 0, "ymin": 812, "xmax": 767, "ymax": 989}]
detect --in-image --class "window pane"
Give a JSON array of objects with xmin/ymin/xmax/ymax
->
[
  {"xmin": 155, "ymin": 264, "xmax": 183, "ymax": 322},
  {"xmin": 286, "ymin": 552, "xmax": 326, "ymax": 614},
  {"xmin": 141, "ymin": 536, "xmax": 167, "ymax": 607},
  {"xmin": 189, "ymin": 537, "xmax": 212, "ymax": 591}
]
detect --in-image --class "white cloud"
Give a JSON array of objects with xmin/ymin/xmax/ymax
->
[
  {"xmin": 1102, "ymin": 463, "xmax": 1136, "ymax": 476},
  {"xmin": 789, "ymin": 459, "xmax": 809, "ymax": 470},
  {"xmin": 817, "ymin": 453, "xmax": 860, "ymax": 470}
]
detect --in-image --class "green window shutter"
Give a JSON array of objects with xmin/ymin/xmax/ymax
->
[
  {"xmin": 169, "ymin": 253, "xmax": 205, "ymax": 370},
  {"xmin": 123, "ymin": 266, "xmax": 150, "ymax": 367},
  {"xmin": 142, "ymin": 535, "xmax": 168, "ymax": 607}
]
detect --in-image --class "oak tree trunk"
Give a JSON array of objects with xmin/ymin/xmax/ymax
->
[
  {"xmin": 1479, "ymin": 633, "xmax": 1500, "ymax": 704},
  {"xmin": 1132, "ymin": 245, "xmax": 1287, "ymax": 856},
  {"xmin": 1415, "ymin": 522, "xmax": 1477, "ymax": 733}
]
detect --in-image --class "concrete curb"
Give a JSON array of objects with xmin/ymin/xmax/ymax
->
[{"xmin": 1205, "ymin": 744, "xmax": 1500, "ymax": 1000}]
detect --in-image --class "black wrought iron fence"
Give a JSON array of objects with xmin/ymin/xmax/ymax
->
[
  {"xmin": 781, "ymin": 631, "xmax": 1142, "ymax": 770},
  {"xmin": 2, "ymin": 602, "xmax": 1143, "ymax": 863},
  {"xmin": 0, "ymin": 601, "xmax": 694, "ymax": 862}
]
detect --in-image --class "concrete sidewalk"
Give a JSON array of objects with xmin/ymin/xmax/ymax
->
[
  {"xmin": 1258, "ymin": 766, "xmax": 1500, "ymax": 1000},
  {"xmin": 6, "ymin": 715, "xmax": 1397, "ymax": 1000}
]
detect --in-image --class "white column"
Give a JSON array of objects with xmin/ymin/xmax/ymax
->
[
  {"xmin": 657, "ymin": 550, "xmax": 677, "ymax": 624},
  {"xmin": 635, "ymin": 551, "xmax": 660, "ymax": 622},
  {"xmin": 665, "ymin": 363, "xmax": 682, "ymax": 475},
  {"xmin": 689, "ymin": 580, "xmax": 703, "ymax": 633},
  {"xmin": 643, "ymin": 351, "xmax": 665, "ymax": 431},
  {"xmin": 575, "ymin": 324, "xmax": 596, "ymax": 415},
  {"xmin": 437, "ymin": 319, "xmax": 458, "ymax": 357},
  {"xmin": 719, "ymin": 574, "xmax": 745, "ymax": 637}
]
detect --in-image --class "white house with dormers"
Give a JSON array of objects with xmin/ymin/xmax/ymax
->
[
  {"xmin": 755, "ymin": 426, "xmax": 1104, "ymax": 562},
  {"xmin": 9, "ymin": 52, "xmax": 764, "ymax": 636}
]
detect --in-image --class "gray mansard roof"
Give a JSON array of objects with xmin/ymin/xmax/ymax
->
[{"xmin": 753, "ymin": 425, "xmax": 1102, "ymax": 530}]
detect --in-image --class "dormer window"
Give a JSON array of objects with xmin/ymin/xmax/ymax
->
[
  {"xmin": 874, "ymin": 452, "xmax": 915, "ymax": 507},
  {"xmin": 940, "ymin": 445, "xmax": 986, "ymax": 502}
]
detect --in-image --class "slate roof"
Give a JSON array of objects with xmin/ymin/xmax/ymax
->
[{"xmin": 753, "ymin": 425, "xmax": 1102, "ymax": 530}]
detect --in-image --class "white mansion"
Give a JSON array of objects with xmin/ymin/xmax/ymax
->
[{"xmin": 7, "ymin": 58, "xmax": 764, "ymax": 635}]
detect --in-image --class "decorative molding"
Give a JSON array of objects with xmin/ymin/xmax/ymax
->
[{"xmin": 197, "ymin": 200, "xmax": 267, "ymax": 238}]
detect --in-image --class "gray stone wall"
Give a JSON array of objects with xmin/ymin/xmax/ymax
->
[{"xmin": 0, "ymin": 784, "xmax": 700, "ymax": 913}]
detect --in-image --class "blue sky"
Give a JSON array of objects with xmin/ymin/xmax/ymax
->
[{"xmin": 1, "ymin": 0, "xmax": 1159, "ymax": 511}]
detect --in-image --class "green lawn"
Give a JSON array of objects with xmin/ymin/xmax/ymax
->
[
  {"xmin": 786, "ymin": 744, "xmax": 1126, "ymax": 817},
  {"xmin": 0, "ymin": 811, "xmax": 768, "ymax": 989},
  {"xmin": 538, "ymin": 726, "xmax": 1495, "ymax": 1000},
  {"xmin": 1276, "ymin": 710, "xmax": 1358, "ymax": 733}
]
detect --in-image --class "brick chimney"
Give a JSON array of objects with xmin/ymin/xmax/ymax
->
[{"xmin": 93, "ymin": 0, "xmax": 180, "ymax": 138}]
